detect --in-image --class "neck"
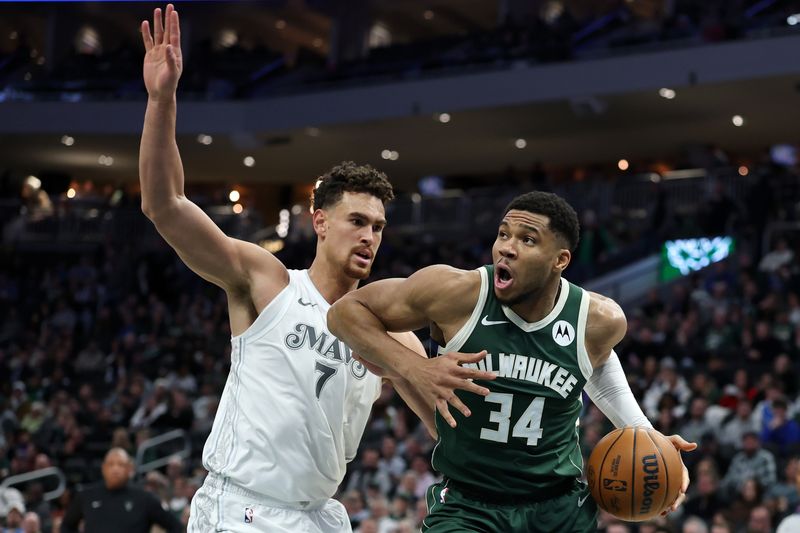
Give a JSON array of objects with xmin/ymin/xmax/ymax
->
[
  {"xmin": 508, "ymin": 276, "xmax": 562, "ymax": 323},
  {"xmin": 308, "ymin": 258, "xmax": 359, "ymax": 304}
]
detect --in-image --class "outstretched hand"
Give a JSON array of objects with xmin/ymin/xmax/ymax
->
[
  {"xmin": 405, "ymin": 350, "xmax": 496, "ymax": 428},
  {"xmin": 141, "ymin": 4, "xmax": 183, "ymax": 101},
  {"xmin": 660, "ymin": 433, "xmax": 698, "ymax": 515}
]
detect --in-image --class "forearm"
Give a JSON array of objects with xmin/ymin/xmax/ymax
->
[
  {"xmin": 139, "ymin": 97, "xmax": 186, "ymax": 218},
  {"xmin": 584, "ymin": 350, "xmax": 652, "ymax": 429},
  {"xmin": 328, "ymin": 298, "xmax": 423, "ymax": 376},
  {"xmin": 390, "ymin": 377, "xmax": 437, "ymax": 439}
]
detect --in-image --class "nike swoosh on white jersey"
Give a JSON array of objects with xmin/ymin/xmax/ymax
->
[{"xmin": 481, "ymin": 315, "xmax": 509, "ymax": 326}]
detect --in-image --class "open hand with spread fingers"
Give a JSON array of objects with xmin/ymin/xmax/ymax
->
[
  {"xmin": 141, "ymin": 3, "xmax": 183, "ymax": 101},
  {"xmin": 405, "ymin": 350, "xmax": 496, "ymax": 428}
]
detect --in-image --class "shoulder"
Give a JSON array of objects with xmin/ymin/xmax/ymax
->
[{"xmin": 584, "ymin": 291, "xmax": 627, "ymax": 360}]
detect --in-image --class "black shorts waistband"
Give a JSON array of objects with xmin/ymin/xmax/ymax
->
[{"xmin": 445, "ymin": 477, "xmax": 576, "ymax": 506}]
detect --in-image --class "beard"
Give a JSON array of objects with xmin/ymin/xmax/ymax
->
[{"xmin": 344, "ymin": 262, "xmax": 371, "ymax": 280}]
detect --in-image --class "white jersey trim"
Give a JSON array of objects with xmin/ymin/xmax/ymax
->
[
  {"xmin": 438, "ymin": 268, "xmax": 488, "ymax": 354},
  {"xmin": 501, "ymin": 277, "xmax": 569, "ymax": 332},
  {"xmin": 576, "ymin": 288, "xmax": 593, "ymax": 380}
]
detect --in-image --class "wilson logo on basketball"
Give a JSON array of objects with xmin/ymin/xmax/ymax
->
[{"xmin": 639, "ymin": 454, "xmax": 660, "ymax": 515}]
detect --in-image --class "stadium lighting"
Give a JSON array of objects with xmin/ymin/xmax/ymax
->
[
  {"xmin": 243, "ymin": 156, "xmax": 255, "ymax": 167},
  {"xmin": 515, "ymin": 138, "xmax": 527, "ymax": 149},
  {"xmin": 233, "ymin": 203, "xmax": 244, "ymax": 214},
  {"xmin": 732, "ymin": 115, "xmax": 745, "ymax": 127},
  {"xmin": 658, "ymin": 88, "xmax": 676, "ymax": 99},
  {"xmin": 389, "ymin": 151, "xmax": 399, "ymax": 161},
  {"xmin": 381, "ymin": 150, "xmax": 392, "ymax": 160},
  {"xmin": 98, "ymin": 155, "xmax": 113, "ymax": 166},
  {"xmin": 197, "ymin": 134, "xmax": 213, "ymax": 145},
  {"xmin": 437, "ymin": 113, "xmax": 451, "ymax": 123},
  {"xmin": 229, "ymin": 190, "xmax": 240, "ymax": 202},
  {"xmin": 66, "ymin": 188, "xmax": 76, "ymax": 199},
  {"xmin": 788, "ymin": 14, "xmax": 799, "ymax": 25},
  {"xmin": 61, "ymin": 135, "xmax": 74, "ymax": 146},
  {"xmin": 618, "ymin": 159, "xmax": 630, "ymax": 171},
  {"xmin": 738, "ymin": 166, "xmax": 749, "ymax": 176}
]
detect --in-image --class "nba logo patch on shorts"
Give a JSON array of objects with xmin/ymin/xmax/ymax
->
[{"xmin": 244, "ymin": 507, "xmax": 254, "ymax": 524}]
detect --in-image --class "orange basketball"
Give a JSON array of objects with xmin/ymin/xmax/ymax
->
[{"xmin": 585, "ymin": 427, "xmax": 683, "ymax": 522}]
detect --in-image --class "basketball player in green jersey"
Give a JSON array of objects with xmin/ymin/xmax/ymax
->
[{"xmin": 328, "ymin": 191, "xmax": 697, "ymax": 532}]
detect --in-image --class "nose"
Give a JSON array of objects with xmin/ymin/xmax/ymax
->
[
  {"xmin": 360, "ymin": 227, "xmax": 375, "ymax": 246},
  {"xmin": 499, "ymin": 240, "xmax": 517, "ymax": 259}
]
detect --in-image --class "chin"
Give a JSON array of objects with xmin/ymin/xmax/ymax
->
[{"xmin": 344, "ymin": 264, "xmax": 371, "ymax": 280}]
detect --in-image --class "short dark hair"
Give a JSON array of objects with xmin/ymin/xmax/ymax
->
[
  {"xmin": 503, "ymin": 191, "xmax": 580, "ymax": 251},
  {"xmin": 311, "ymin": 161, "xmax": 394, "ymax": 211}
]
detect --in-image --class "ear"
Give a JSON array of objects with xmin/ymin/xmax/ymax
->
[
  {"xmin": 312, "ymin": 209, "xmax": 327, "ymax": 238},
  {"xmin": 554, "ymin": 248, "xmax": 571, "ymax": 273}
]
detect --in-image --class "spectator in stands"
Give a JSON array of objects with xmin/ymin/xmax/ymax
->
[
  {"xmin": 747, "ymin": 505, "xmax": 773, "ymax": 533},
  {"xmin": 60, "ymin": 447, "xmax": 181, "ymax": 533},
  {"xmin": 721, "ymin": 432, "xmax": 777, "ymax": 498},
  {"xmin": 643, "ymin": 357, "xmax": 692, "ymax": 419},
  {"xmin": 760, "ymin": 398, "xmax": 800, "ymax": 456},
  {"xmin": 1, "ymin": 501, "xmax": 24, "ymax": 533},
  {"xmin": 684, "ymin": 469, "xmax": 725, "ymax": 525},
  {"xmin": 679, "ymin": 397, "xmax": 715, "ymax": 444},
  {"xmin": 764, "ymin": 457, "xmax": 799, "ymax": 523},
  {"xmin": 20, "ymin": 513, "xmax": 39, "ymax": 533},
  {"xmin": 759, "ymin": 238, "xmax": 794, "ymax": 274},
  {"xmin": 719, "ymin": 398, "xmax": 757, "ymax": 452},
  {"xmin": 682, "ymin": 515, "xmax": 708, "ymax": 533}
]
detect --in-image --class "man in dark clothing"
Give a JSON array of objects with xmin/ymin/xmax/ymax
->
[{"xmin": 60, "ymin": 447, "xmax": 181, "ymax": 533}]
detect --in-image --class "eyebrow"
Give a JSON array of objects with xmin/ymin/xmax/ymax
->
[
  {"xmin": 500, "ymin": 220, "xmax": 541, "ymax": 235},
  {"xmin": 350, "ymin": 212, "xmax": 387, "ymax": 226}
]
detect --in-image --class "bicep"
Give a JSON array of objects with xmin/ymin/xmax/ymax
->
[
  {"xmin": 148, "ymin": 197, "xmax": 286, "ymax": 292},
  {"xmin": 351, "ymin": 266, "xmax": 461, "ymax": 332}
]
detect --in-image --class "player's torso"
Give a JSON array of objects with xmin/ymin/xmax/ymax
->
[
  {"xmin": 203, "ymin": 269, "xmax": 380, "ymax": 502},
  {"xmin": 432, "ymin": 266, "xmax": 593, "ymax": 497}
]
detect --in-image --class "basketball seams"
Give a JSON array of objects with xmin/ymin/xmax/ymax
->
[
  {"xmin": 597, "ymin": 427, "xmax": 626, "ymax": 517},
  {"xmin": 646, "ymin": 428, "xmax": 672, "ymax": 516}
]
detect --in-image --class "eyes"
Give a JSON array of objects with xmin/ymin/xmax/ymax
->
[
  {"xmin": 351, "ymin": 218, "xmax": 384, "ymax": 233},
  {"xmin": 497, "ymin": 230, "xmax": 536, "ymax": 246}
]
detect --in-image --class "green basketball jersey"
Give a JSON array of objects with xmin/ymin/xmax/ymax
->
[{"xmin": 431, "ymin": 265, "xmax": 593, "ymax": 498}]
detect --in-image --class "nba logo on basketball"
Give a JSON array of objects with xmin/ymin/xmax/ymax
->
[{"xmin": 244, "ymin": 507, "xmax": 254, "ymax": 524}]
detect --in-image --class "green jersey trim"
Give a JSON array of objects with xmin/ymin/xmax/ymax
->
[
  {"xmin": 440, "ymin": 268, "xmax": 489, "ymax": 354},
  {"xmin": 576, "ymin": 289, "xmax": 593, "ymax": 380}
]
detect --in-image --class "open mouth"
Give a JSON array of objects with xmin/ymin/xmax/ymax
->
[
  {"xmin": 354, "ymin": 250, "xmax": 372, "ymax": 266},
  {"xmin": 495, "ymin": 264, "xmax": 514, "ymax": 290}
]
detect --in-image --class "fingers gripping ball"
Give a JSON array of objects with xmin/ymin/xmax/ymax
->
[{"xmin": 586, "ymin": 427, "xmax": 683, "ymax": 521}]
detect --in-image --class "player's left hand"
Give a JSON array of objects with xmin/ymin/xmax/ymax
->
[{"xmin": 660, "ymin": 433, "xmax": 698, "ymax": 515}]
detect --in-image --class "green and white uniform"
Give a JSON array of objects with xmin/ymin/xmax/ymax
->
[{"xmin": 423, "ymin": 265, "xmax": 598, "ymax": 533}]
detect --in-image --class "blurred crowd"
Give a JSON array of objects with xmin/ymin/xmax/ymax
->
[
  {"xmin": 0, "ymin": 158, "xmax": 799, "ymax": 533},
  {"xmin": 2, "ymin": 0, "xmax": 798, "ymax": 101}
]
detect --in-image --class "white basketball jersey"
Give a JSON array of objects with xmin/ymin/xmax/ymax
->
[{"xmin": 201, "ymin": 269, "xmax": 382, "ymax": 503}]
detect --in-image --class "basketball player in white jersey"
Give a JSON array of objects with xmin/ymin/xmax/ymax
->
[{"xmin": 138, "ymin": 6, "xmax": 494, "ymax": 532}]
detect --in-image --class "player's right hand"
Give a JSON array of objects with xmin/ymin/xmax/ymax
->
[
  {"xmin": 141, "ymin": 4, "xmax": 183, "ymax": 101},
  {"xmin": 408, "ymin": 350, "xmax": 496, "ymax": 428}
]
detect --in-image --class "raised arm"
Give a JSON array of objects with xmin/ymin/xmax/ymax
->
[
  {"xmin": 139, "ymin": 5, "xmax": 285, "ymax": 297},
  {"xmin": 328, "ymin": 266, "xmax": 496, "ymax": 427}
]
